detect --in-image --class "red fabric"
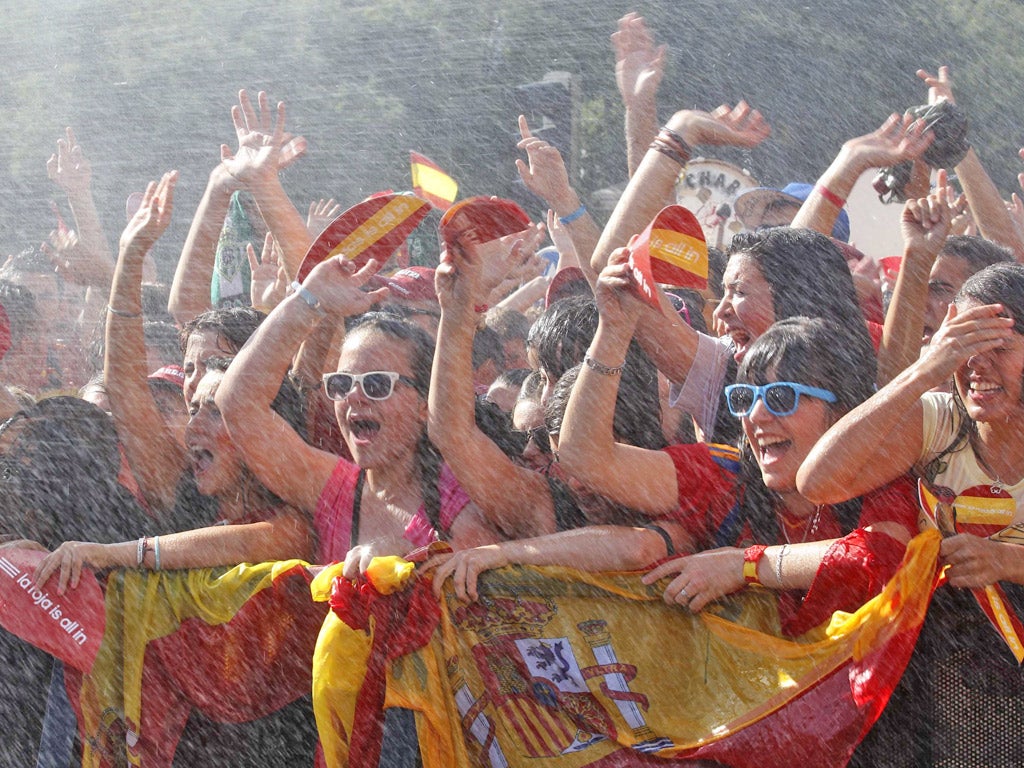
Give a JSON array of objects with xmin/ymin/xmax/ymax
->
[
  {"xmin": 661, "ymin": 443, "xmax": 738, "ymax": 550},
  {"xmin": 866, "ymin": 319, "xmax": 883, "ymax": 351},
  {"xmin": 329, "ymin": 573, "xmax": 440, "ymax": 768}
]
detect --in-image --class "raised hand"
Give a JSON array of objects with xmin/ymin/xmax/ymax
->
[
  {"xmin": 515, "ymin": 115, "xmax": 575, "ymax": 210},
  {"xmin": 611, "ymin": 12, "xmax": 666, "ymax": 108},
  {"xmin": 667, "ymin": 102, "xmax": 771, "ymax": 149},
  {"xmin": 306, "ymin": 197, "xmax": 342, "ymax": 236},
  {"xmin": 917, "ymin": 66, "xmax": 955, "ymax": 105},
  {"xmin": 920, "ymin": 302, "xmax": 1015, "ymax": 385},
  {"xmin": 301, "ymin": 255, "xmax": 388, "ymax": 318},
  {"xmin": 593, "ymin": 247, "xmax": 646, "ymax": 333},
  {"xmin": 119, "ymin": 171, "xmax": 177, "ymax": 256},
  {"xmin": 220, "ymin": 90, "xmax": 307, "ymax": 187},
  {"xmin": 248, "ymin": 232, "xmax": 288, "ymax": 312},
  {"xmin": 46, "ymin": 127, "xmax": 92, "ymax": 197},
  {"xmin": 846, "ymin": 112, "xmax": 934, "ymax": 170},
  {"xmin": 901, "ymin": 169, "xmax": 952, "ymax": 258}
]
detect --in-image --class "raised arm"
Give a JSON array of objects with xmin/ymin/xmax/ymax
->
[
  {"xmin": 798, "ymin": 302, "xmax": 1015, "ymax": 503},
  {"xmin": 918, "ymin": 67, "xmax": 1024, "ymax": 259},
  {"xmin": 216, "ymin": 256, "xmax": 387, "ymax": 514},
  {"xmin": 221, "ymin": 90, "xmax": 311, "ymax": 279},
  {"xmin": 46, "ymin": 128, "xmax": 115, "ymax": 290},
  {"xmin": 516, "ymin": 115, "xmax": 602, "ymax": 277},
  {"xmin": 105, "ymin": 172, "xmax": 187, "ymax": 515},
  {"xmin": 590, "ymin": 104, "xmax": 769, "ymax": 383},
  {"xmin": 877, "ymin": 172, "xmax": 953, "ymax": 384},
  {"xmin": 557, "ymin": 252, "xmax": 679, "ymax": 515},
  {"xmin": 430, "ymin": 235, "xmax": 556, "ymax": 539},
  {"xmin": 790, "ymin": 113, "xmax": 933, "ymax": 238},
  {"xmin": 611, "ymin": 12, "xmax": 666, "ymax": 177},
  {"xmin": 169, "ymin": 90, "xmax": 308, "ymax": 325}
]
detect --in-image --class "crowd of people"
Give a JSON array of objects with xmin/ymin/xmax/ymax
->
[{"xmin": 3, "ymin": 10, "xmax": 1024, "ymax": 767}]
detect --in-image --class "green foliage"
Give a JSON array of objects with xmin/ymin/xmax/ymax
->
[{"xmin": 2, "ymin": 0, "xmax": 1023, "ymax": 264}]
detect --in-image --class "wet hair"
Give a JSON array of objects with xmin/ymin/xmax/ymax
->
[
  {"xmin": 345, "ymin": 313, "xmax": 449, "ymax": 535},
  {"xmin": 178, "ymin": 307, "xmax": 266, "ymax": 357},
  {"xmin": 474, "ymin": 396, "xmax": 527, "ymax": 458},
  {"xmin": 728, "ymin": 227, "xmax": 874, "ymax": 364},
  {"xmin": 472, "ymin": 325, "xmax": 505, "ymax": 372},
  {"xmin": 0, "ymin": 247, "xmax": 61, "ymax": 284},
  {"xmin": 485, "ymin": 307, "xmax": 532, "ymax": 344},
  {"xmin": 733, "ymin": 317, "xmax": 876, "ymax": 541},
  {"xmin": 492, "ymin": 367, "xmax": 531, "ymax": 394},
  {"xmin": 203, "ymin": 357, "xmax": 308, "ymax": 442},
  {"xmin": 145, "ymin": 321, "xmax": 185, "ymax": 368},
  {"xmin": 0, "ymin": 279, "xmax": 39, "ymax": 345},
  {"xmin": 706, "ymin": 246, "xmax": 728, "ymax": 301},
  {"xmin": 926, "ymin": 263, "xmax": 1024, "ymax": 478},
  {"xmin": 518, "ymin": 370, "xmax": 544, "ymax": 404},
  {"xmin": 528, "ymin": 296, "xmax": 598, "ymax": 382},
  {"xmin": 942, "ymin": 235, "xmax": 1013, "ymax": 275},
  {"xmin": 0, "ymin": 397, "xmax": 146, "ymax": 548}
]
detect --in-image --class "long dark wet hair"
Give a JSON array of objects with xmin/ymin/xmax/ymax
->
[
  {"xmin": 734, "ymin": 317, "xmax": 877, "ymax": 542},
  {"xmin": 0, "ymin": 397, "xmax": 147, "ymax": 548},
  {"xmin": 345, "ymin": 312, "xmax": 448, "ymax": 537}
]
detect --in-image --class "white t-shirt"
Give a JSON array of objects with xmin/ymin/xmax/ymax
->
[
  {"xmin": 667, "ymin": 333, "xmax": 733, "ymax": 440},
  {"xmin": 920, "ymin": 391, "xmax": 1024, "ymax": 523}
]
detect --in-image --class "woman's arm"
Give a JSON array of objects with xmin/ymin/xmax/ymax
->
[
  {"xmin": 429, "ymin": 521, "xmax": 686, "ymax": 602},
  {"xmin": 33, "ymin": 508, "xmax": 314, "ymax": 594},
  {"xmin": 557, "ymin": 254, "xmax": 679, "ymax": 515},
  {"xmin": 216, "ymin": 256, "xmax": 387, "ymax": 514},
  {"xmin": 430, "ymin": 236, "xmax": 557, "ymax": 539},
  {"xmin": 798, "ymin": 302, "xmax": 1015, "ymax": 504},
  {"xmin": 877, "ymin": 173, "xmax": 952, "ymax": 385},
  {"xmin": 105, "ymin": 172, "xmax": 188, "ymax": 514}
]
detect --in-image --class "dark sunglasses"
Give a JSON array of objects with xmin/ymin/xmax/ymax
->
[
  {"xmin": 724, "ymin": 382, "xmax": 837, "ymax": 418},
  {"xmin": 514, "ymin": 425, "xmax": 552, "ymax": 455},
  {"xmin": 322, "ymin": 371, "xmax": 417, "ymax": 402}
]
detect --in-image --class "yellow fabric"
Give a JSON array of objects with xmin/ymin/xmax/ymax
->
[
  {"xmin": 313, "ymin": 533, "xmax": 940, "ymax": 768},
  {"xmin": 411, "ymin": 162, "xmax": 458, "ymax": 205},
  {"xmin": 80, "ymin": 560, "xmax": 308, "ymax": 767}
]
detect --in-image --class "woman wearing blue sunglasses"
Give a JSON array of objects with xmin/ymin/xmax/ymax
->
[
  {"xmin": 431, "ymin": 255, "xmax": 917, "ymax": 638},
  {"xmin": 555, "ymin": 258, "xmax": 916, "ymax": 632}
]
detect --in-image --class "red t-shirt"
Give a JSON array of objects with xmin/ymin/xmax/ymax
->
[{"xmin": 662, "ymin": 442, "xmax": 918, "ymax": 635}]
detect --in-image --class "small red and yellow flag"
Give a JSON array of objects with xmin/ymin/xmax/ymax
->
[{"xmin": 410, "ymin": 152, "xmax": 458, "ymax": 211}]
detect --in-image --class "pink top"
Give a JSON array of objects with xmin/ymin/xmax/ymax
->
[{"xmin": 314, "ymin": 458, "xmax": 471, "ymax": 564}]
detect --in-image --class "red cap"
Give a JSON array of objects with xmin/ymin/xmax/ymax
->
[
  {"xmin": 148, "ymin": 365, "xmax": 186, "ymax": 389},
  {"xmin": 545, "ymin": 267, "xmax": 589, "ymax": 308},
  {"xmin": 369, "ymin": 267, "xmax": 438, "ymax": 303}
]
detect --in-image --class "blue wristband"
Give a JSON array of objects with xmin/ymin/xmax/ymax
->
[{"xmin": 558, "ymin": 204, "xmax": 587, "ymax": 226}]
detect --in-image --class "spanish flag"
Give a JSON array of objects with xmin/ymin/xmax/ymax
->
[
  {"xmin": 410, "ymin": 152, "xmax": 458, "ymax": 211},
  {"xmin": 313, "ymin": 532, "xmax": 941, "ymax": 768}
]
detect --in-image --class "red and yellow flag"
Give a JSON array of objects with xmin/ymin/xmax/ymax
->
[
  {"xmin": 410, "ymin": 152, "xmax": 459, "ymax": 211},
  {"xmin": 313, "ymin": 532, "xmax": 941, "ymax": 768}
]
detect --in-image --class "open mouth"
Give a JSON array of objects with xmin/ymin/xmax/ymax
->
[
  {"xmin": 968, "ymin": 381, "xmax": 1003, "ymax": 402},
  {"xmin": 349, "ymin": 418, "xmax": 381, "ymax": 442},
  {"xmin": 190, "ymin": 447, "xmax": 213, "ymax": 476},
  {"xmin": 728, "ymin": 328, "xmax": 752, "ymax": 361},
  {"xmin": 757, "ymin": 437, "xmax": 791, "ymax": 464}
]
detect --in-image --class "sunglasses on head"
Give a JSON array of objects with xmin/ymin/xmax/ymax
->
[
  {"xmin": 322, "ymin": 371, "xmax": 417, "ymax": 402},
  {"xmin": 516, "ymin": 425, "xmax": 552, "ymax": 455},
  {"xmin": 724, "ymin": 382, "xmax": 837, "ymax": 418}
]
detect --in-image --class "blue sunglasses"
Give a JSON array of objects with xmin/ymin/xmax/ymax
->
[{"xmin": 724, "ymin": 382, "xmax": 837, "ymax": 418}]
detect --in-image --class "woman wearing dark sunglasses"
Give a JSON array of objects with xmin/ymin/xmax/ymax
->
[{"xmin": 217, "ymin": 254, "xmax": 501, "ymax": 578}]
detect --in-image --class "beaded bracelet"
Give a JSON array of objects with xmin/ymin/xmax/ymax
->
[
  {"xmin": 154, "ymin": 536, "xmax": 162, "ymax": 571},
  {"xmin": 775, "ymin": 543, "xmax": 790, "ymax": 585},
  {"xmin": 659, "ymin": 126, "xmax": 695, "ymax": 161},
  {"xmin": 136, "ymin": 536, "xmax": 148, "ymax": 567}
]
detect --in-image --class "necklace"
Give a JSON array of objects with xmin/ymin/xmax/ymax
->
[
  {"xmin": 973, "ymin": 438, "xmax": 1013, "ymax": 495},
  {"xmin": 780, "ymin": 505, "xmax": 823, "ymax": 544}
]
